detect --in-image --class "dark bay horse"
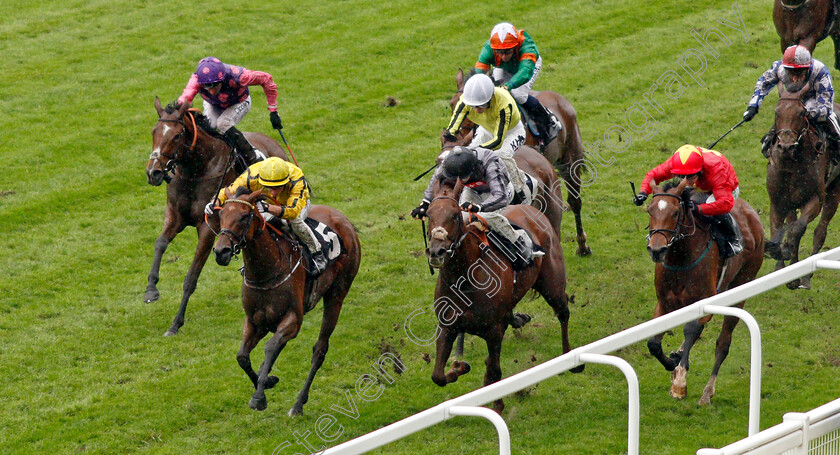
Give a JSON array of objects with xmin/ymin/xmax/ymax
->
[
  {"xmin": 774, "ymin": 0, "xmax": 840, "ymax": 70},
  {"xmin": 451, "ymin": 69, "xmax": 591, "ymax": 256},
  {"xmin": 425, "ymin": 184, "xmax": 582, "ymax": 413},
  {"xmin": 212, "ymin": 190, "xmax": 361, "ymax": 414},
  {"xmin": 645, "ymin": 179, "xmax": 764, "ymax": 405},
  {"xmin": 765, "ymin": 88, "xmax": 840, "ymax": 289},
  {"xmin": 145, "ymin": 97, "xmax": 287, "ymax": 336}
]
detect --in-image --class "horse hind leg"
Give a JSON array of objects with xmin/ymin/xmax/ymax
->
[
  {"xmin": 289, "ymin": 292, "xmax": 344, "ymax": 416},
  {"xmin": 699, "ymin": 313, "xmax": 740, "ymax": 405},
  {"xmin": 803, "ymin": 182, "xmax": 840, "ymax": 289},
  {"xmin": 145, "ymin": 217, "xmax": 180, "ymax": 303},
  {"xmin": 833, "ymin": 33, "xmax": 840, "ymax": 71},
  {"xmin": 483, "ymin": 324, "xmax": 506, "ymax": 414},
  {"xmin": 557, "ymin": 161, "xmax": 591, "ymax": 256},
  {"xmin": 534, "ymin": 266, "xmax": 584, "ymax": 373}
]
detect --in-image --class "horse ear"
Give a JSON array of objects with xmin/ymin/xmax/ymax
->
[
  {"xmin": 675, "ymin": 178, "xmax": 688, "ymax": 193},
  {"xmin": 177, "ymin": 100, "xmax": 191, "ymax": 117},
  {"xmin": 456, "ymin": 68, "xmax": 464, "ymax": 88},
  {"xmin": 154, "ymin": 96, "xmax": 163, "ymax": 117},
  {"xmin": 649, "ymin": 183, "xmax": 660, "ymax": 194},
  {"xmin": 796, "ymin": 82, "xmax": 812, "ymax": 98},
  {"xmin": 246, "ymin": 190, "xmax": 262, "ymax": 204}
]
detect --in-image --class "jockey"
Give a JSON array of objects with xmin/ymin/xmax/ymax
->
[
  {"xmin": 633, "ymin": 145, "xmax": 743, "ymax": 259},
  {"xmin": 743, "ymin": 45, "xmax": 840, "ymax": 162},
  {"xmin": 206, "ymin": 157, "xmax": 327, "ymax": 275},
  {"xmin": 411, "ymin": 147, "xmax": 542, "ymax": 263},
  {"xmin": 475, "ymin": 22, "xmax": 562, "ymax": 143},
  {"xmin": 447, "ymin": 73, "xmax": 530, "ymax": 202},
  {"xmin": 178, "ymin": 57, "xmax": 284, "ymax": 167}
]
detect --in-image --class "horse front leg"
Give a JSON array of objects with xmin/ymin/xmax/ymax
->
[
  {"xmin": 237, "ymin": 317, "xmax": 270, "ymax": 390},
  {"xmin": 647, "ymin": 303, "xmax": 678, "ymax": 371},
  {"xmin": 431, "ymin": 327, "xmax": 469, "ymax": 386},
  {"xmin": 765, "ymin": 204, "xmax": 788, "ymax": 261},
  {"xmin": 165, "ymin": 222, "xmax": 214, "ymax": 336},
  {"xmin": 145, "ymin": 210, "xmax": 181, "ymax": 303},
  {"xmin": 289, "ymin": 293, "xmax": 344, "ymax": 417},
  {"xmin": 250, "ymin": 312, "xmax": 301, "ymax": 411},
  {"xmin": 832, "ymin": 32, "xmax": 840, "ymax": 71},
  {"xmin": 700, "ymin": 312, "xmax": 740, "ymax": 405},
  {"xmin": 670, "ymin": 319, "xmax": 707, "ymax": 400},
  {"xmin": 785, "ymin": 196, "xmax": 822, "ymax": 289},
  {"xmin": 483, "ymin": 324, "xmax": 506, "ymax": 414}
]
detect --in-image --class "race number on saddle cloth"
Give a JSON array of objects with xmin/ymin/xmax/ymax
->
[
  {"xmin": 474, "ymin": 22, "xmax": 561, "ymax": 142},
  {"xmin": 635, "ymin": 144, "xmax": 743, "ymax": 259},
  {"xmin": 212, "ymin": 157, "xmax": 330, "ymax": 276},
  {"xmin": 742, "ymin": 45, "xmax": 840, "ymax": 160},
  {"xmin": 178, "ymin": 57, "xmax": 283, "ymax": 168},
  {"xmin": 447, "ymin": 74, "xmax": 529, "ymax": 200}
]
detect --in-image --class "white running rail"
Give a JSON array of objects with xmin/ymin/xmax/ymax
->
[{"xmin": 319, "ymin": 247, "xmax": 840, "ymax": 455}]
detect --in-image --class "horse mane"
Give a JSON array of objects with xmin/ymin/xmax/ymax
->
[
  {"xmin": 164, "ymin": 100, "xmax": 216, "ymax": 135},
  {"xmin": 234, "ymin": 186, "xmax": 252, "ymax": 198},
  {"xmin": 660, "ymin": 180, "xmax": 705, "ymax": 205}
]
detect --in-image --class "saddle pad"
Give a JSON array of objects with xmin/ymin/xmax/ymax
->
[{"xmin": 304, "ymin": 217, "xmax": 346, "ymax": 262}]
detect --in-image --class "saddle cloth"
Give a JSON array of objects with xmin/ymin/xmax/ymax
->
[{"xmin": 269, "ymin": 217, "xmax": 346, "ymax": 269}]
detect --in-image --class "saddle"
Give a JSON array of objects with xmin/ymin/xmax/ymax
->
[
  {"xmin": 267, "ymin": 217, "xmax": 346, "ymax": 279},
  {"xmin": 469, "ymin": 217, "xmax": 544, "ymax": 271}
]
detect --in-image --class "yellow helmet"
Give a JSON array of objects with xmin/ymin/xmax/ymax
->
[{"xmin": 258, "ymin": 157, "xmax": 291, "ymax": 187}]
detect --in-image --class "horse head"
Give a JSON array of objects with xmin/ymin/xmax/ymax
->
[
  {"xmin": 646, "ymin": 178, "xmax": 691, "ymax": 262},
  {"xmin": 213, "ymin": 189, "xmax": 265, "ymax": 266},
  {"xmin": 147, "ymin": 97, "xmax": 194, "ymax": 185},
  {"xmin": 425, "ymin": 194, "xmax": 466, "ymax": 268},
  {"xmin": 772, "ymin": 84, "xmax": 818, "ymax": 165}
]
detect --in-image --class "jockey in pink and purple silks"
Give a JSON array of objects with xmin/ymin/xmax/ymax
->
[{"xmin": 178, "ymin": 57, "xmax": 283, "ymax": 166}]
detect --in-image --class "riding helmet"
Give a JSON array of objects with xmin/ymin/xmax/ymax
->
[
  {"xmin": 196, "ymin": 57, "xmax": 226, "ymax": 85},
  {"xmin": 441, "ymin": 148, "xmax": 479, "ymax": 181},
  {"xmin": 782, "ymin": 45, "xmax": 812, "ymax": 69},
  {"xmin": 258, "ymin": 157, "xmax": 291, "ymax": 187},
  {"xmin": 670, "ymin": 144, "xmax": 704, "ymax": 175},
  {"xmin": 490, "ymin": 23, "xmax": 520, "ymax": 50},
  {"xmin": 462, "ymin": 74, "xmax": 495, "ymax": 107}
]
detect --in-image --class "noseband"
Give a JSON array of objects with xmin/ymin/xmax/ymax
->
[
  {"xmin": 647, "ymin": 193, "xmax": 693, "ymax": 248},
  {"xmin": 428, "ymin": 196, "xmax": 470, "ymax": 257}
]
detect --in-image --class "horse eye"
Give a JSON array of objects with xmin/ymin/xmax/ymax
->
[{"xmin": 672, "ymin": 212, "xmax": 678, "ymax": 218}]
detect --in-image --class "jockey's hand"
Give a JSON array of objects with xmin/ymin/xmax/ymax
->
[
  {"xmin": 256, "ymin": 201, "xmax": 269, "ymax": 213},
  {"xmin": 632, "ymin": 192, "xmax": 648, "ymax": 206},
  {"xmin": 687, "ymin": 200, "xmax": 708, "ymax": 220},
  {"xmin": 743, "ymin": 106, "xmax": 758, "ymax": 122},
  {"xmin": 460, "ymin": 202, "xmax": 481, "ymax": 212},
  {"xmin": 270, "ymin": 111, "xmax": 283, "ymax": 131},
  {"xmin": 501, "ymin": 85, "xmax": 511, "ymax": 91},
  {"xmin": 410, "ymin": 199, "xmax": 430, "ymax": 219},
  {"xmin": 204, "ymin": 201, "xmax": 216, "ymax": 216},
  {"xmin": 806, "ymin": 110, "xmax": 820, "ymax": 122}
]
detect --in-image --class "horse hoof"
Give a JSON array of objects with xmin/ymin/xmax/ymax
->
[
  {"xmin": 265, "ymin": 376, "xmax": 279, "ymax": 389},
  {"xmin": 288, "ymin": 406, "xmax": 303, "ymax": 417},
  {"xmin": 764, "ymin": 242, "xmax": 782, "ymax": 260},
  {"xmin": 576, "ymin": 245, "xmax": 592, "ymax": 257},
  {"xmin": 668, "ymin": 351, "xmax": 682, "ymax": 363},
  {"xmin": 510, "ymin": 313, "xmax": 532, "ymax": 329},
  {"xmin": 669, "ymin": 385, "xmax": 687, "ymax": 400},
  {"xmin": 249, "ymin": 396, "xmax": 267, "ymax": 411},
  {"xmin": 786, "ymin": 279, "xmax": 801, "ymax": 290},
  {"xmin": 144, "ymin": 290, "xmax": 160, "ymax": 303},
  {"xmin": 570, "ymin": 364, "xmax": 585, "ymax": 374},
  {"xmin": 163, "ymin": 329, "xmax": 178, "ymax": 337},
  {"xmin": 453, "ymin": 360, "xmax": 471, "ymax": 375}
]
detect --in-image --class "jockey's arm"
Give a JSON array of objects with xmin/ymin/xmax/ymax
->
[
  {"xmin": 810, "ymin": 66, "xmax": 834, "ymax": 121},
  {"xmin": 480, "ymin": 159, "xmax": 509, "ymax": 212},
  {"xmin": 239, "ymin": 69, "xmax": 279, "ymax": 112},
  {"xmin": 278, "ymin": 180, "xmax": 308, "ymax": 219},
  {"xmin": 749, "ymin": 61, "xmax": 782, "ymax": 109},
  {"xmin": 699, "ymin": 186, "xmax": 734, "ymax": 216},
  {"xmin": 504, "ymin": 57, "xmax": 536, "ymax": 91},
  {"xmin": 177, "ymin": 73, "xmax": 200, "ymax": 106},
  {"xmin": 640, "ymin": 160, "xmax": 673, "ymax": 194},
  {"xmin": 447, "ymin": 101, "xmax": 470, "ymax": 136}
]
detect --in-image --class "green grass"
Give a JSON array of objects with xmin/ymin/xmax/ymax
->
[{"xmin": 2, "ymin": 0, "xmax": 840, "ymax": 454}]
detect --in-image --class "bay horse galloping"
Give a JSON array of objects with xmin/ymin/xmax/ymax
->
[
  {"xmin": 212, "ymin": 190, "xmax": 360, "ymax": 414},
  {"xmin": 451, "ymin": 69, "xmax": 591, "ymax": 256},
  {"xmin": 774, "ymin": 0, "xmax": 840, "ymax": 70},
  {"xmin": 145, "ymin": 97, "xmax": 287, "ymax": 336},
  {"xmin": 765, "ymin": 87, "xmax": 840, "ymax": 289},
  {"xmin": 645, "ymin": 178, "xmax": 763, "ymax": 405},
  {"xmin": 425, "ymin": 184, "xmax": 582, "ymax": 413}
]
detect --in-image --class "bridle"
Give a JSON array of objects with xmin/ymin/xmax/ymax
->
[
  {"xmin": 428, "ymin": 196, "xmax": 470, "ymax": 258},
  {"xmin": 774, "ymin": 97, "xmax": 819, "ymax": 160},
  {"xmin": 646, "ymin": 193, "xmax": 695, "ymax": 249},
  {"xmin": 155, "ymin": 109, "xmax": 199, "ymax": 173},
  {"xmin": 216, "ymin": 199, "xmax": 265, "ymax": 257}
]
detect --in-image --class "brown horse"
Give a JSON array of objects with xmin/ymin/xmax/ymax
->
[
  {"xmin": 645, "ymin": 178, "xmax": 764, "ymax": 405},
  {"xmin": 765, "ymin": 88, "xmax": 840, "ymax": 289},
  {"xmin": 425, "ymin": 183, "xmax": 582, "ymax": 413},
  {"xmin": 145, "ymin": 97, "xmax": 287, "ymax": 336},
  {"xmin": 451, "ymin": 69, "xmax": 591, "ymax": 256},
  {"xmin": 212, "ymin": 190, "xmax": 361, "ymax": 414},
  {"xmin": 774, "ymin": 0, "xmax": 840, "ymax": 70}
]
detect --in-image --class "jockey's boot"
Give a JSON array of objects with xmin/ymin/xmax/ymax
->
[
  {"xmin": 523, "ymin": 95, "xmax": 561, "ymax": 144},
  {"xmin": 823, "ymin": 124, "xmax": 840, "ymax": 166},
  {"xmin": 311, "ymin": 250, "xmax": 328, "ymax": 276},
  {"xmin": 713, "ymin": 213, "xmax": 743, "ymax": 259},
  {"xmin": 760, "ymin": 127, "xmax": 776, "ymax": 159},
  {"xmin": 224, "ymin": 127, "xmax": 264, "ymax": 167}
]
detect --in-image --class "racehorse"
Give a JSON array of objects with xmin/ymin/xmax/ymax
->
[
  {"xmin": 773, "ymin": 0, "xmax": 840, "ymax": 70},
  {"xmin": 145, "ymin": 97, "xmax": 287, "ymax": 336},
  {"xmin": 425, "ymin": 182, "xmax": 582, "ymax": 413},
  {"xmin": 212, "ymin": 189, "xmax": 361, "ymax": 414},
  {"xmin": 645, "ymin": 178, "xmax": 764, "ymax": 405},
  {"xmin": 451, "ymin": 69, "xmax": 591, "ymax": 256},
  {"xmin": 765, "ymin": 86, "xmax": 840, "ymax": 289}
]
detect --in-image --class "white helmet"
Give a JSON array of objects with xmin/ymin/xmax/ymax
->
[{"xmin": 462, "ymin": 74, "xmax": 495, "ymax": 107}]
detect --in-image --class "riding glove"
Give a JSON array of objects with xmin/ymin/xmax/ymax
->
[
  {"xmin": 204, "ymin": 201, "xmax": 215, "ymax": 216},
  {"xmin": 411, "ymin": 199, "xmax": 430, "ymax": 219},
  {"xmin": 270, "ymin": 111, "xmax": 283, "ymax": 131},
  {"xmin": 460, "ymin": 202, "xmax": 481, "ymax": 212},
  {"xmin": 743, "ymin": 106, "xmax": 758, "ymax": 122},
  {"xmin": 632, "ymin": 192, "xmax": 648, "ymax": 206}
]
